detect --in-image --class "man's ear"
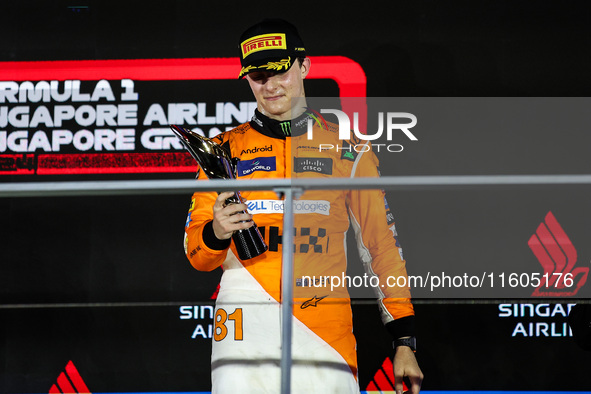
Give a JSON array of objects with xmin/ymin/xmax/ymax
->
[{"xmin": 300, "ymin": 57, "xmax": 311, "ymax": 79}]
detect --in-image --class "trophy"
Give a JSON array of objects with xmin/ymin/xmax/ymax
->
[{"xmin": 170, "ymin": 125, "xmax": 268, "ymax": 260}]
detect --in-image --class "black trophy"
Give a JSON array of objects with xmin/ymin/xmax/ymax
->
[{"xmin": 170, "ymin": 124, "xmax": 268, "ymax": 260}]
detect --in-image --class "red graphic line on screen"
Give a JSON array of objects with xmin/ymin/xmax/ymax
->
[
  {"xmin": 537, "ymin": 224, "xmax": 568, "ymax": 279},
  {"xmin": 366, "ymin": 357, "xmax": 409, "ymax": 393},
  {"xmin": 0, "ymin": 152, "xmax": 197, "ymax": 175},
  {"xmin": 0, "ymin": 154, "xmax": 36, "ymax": 175},
  {"xmin": 0, "ymin": 56, "xmax": 366, "ymax": 97},
  {"xmin": 373, "ymin": 368, "xmax": 394, "ymax": 391},
  {"xmin": 65, "ymin": 360, "xmax": 91, "ymax": 393},
  {"xmin": 48, "ymin": 360, "xmax": 91, "ymax": 394},
  {"xmin": 529, "ymin": 211, "xmax": 576, "ymax": 288},
  {"xmin": 365, "ymin": 380, "xmax": 379, "ymax": 391},
  {"xmin": 57, "ymin": 372, "xmax": 76, "ymax": 393},
  {"xmin": 529, "ymin": 211, "xmax": 589, "ymax": 296},
  {"xmin": 210, "ymin": 283, "xmax": 221, "ymax": 300},
  {"xmin": 543, "ymin": 211, "xmax": 578, "ymax": 275},
  {"xmin": 529, "ymin": 233, "xmax": 558, "ymax": 285},
  {"xmin": 0, "ymin": 57, "xmax": 366, "ymax": 176},
  {"xmin": 36, "ymin": 152, "xmax": 196, "ymax": 175}
]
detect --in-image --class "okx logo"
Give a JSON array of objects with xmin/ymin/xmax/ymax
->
[
  {"xmin": 49, "ymin": 360, "xmax": 91, "ymax": 394},
  {"xmin": 528, "ymin": 211, "xmax": 589, "ymax": 296}
]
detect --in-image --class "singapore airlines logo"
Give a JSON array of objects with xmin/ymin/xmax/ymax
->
[{"xmin": 528, "ymin": 211, "xmax": 589, "ymax": 296}]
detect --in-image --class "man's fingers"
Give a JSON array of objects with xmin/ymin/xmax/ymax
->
[
  {"xmin": 213, "ymin": 213, "xmax": 252, "ymax": 239},
  {"xmin": 394, "ymin": 370, "xmax": 404, "ymax": 394},
  {"xmin": 409, "ymin": 373, "xmax": 423, "ymax": 394},
  {"xmin": 215, "ymin": 192, "xmax": 235, "ymax": 209},
  {"xmin": 227, "ymin": 212, "xmax": 254, "ymax": 224},
  {"xmin": 220, "ymin": 202, "xmax": 246, "ymax": 215},
  {"xmin": 216, "ymin": 201, "xmax": 248, "ymax": 217},
  {"xmin": 212, "ymin": 191, "xmax": 254, "ymax": 239},
  {"xmin": 217, "ymin": 191, "xmax": 235, "ymax": 200}
]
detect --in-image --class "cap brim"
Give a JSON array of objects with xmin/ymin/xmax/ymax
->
[{"xmin": 238, "ymin": 55, "xmax": 295, "ymax": 79}]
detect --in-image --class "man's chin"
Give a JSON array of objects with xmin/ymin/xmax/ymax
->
[{"xmin": 262, "ymin": 107, "xmax": 291, "ymax": 121}]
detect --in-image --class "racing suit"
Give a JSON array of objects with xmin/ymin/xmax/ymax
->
[{"xmin": 184, "ymin": 109, "xmax": 415, "ymax": 393}]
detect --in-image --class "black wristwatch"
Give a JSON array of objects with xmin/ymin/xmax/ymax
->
[{"xmin": 393, "ymin": 336, "xmax": 416, "ymax": 352}]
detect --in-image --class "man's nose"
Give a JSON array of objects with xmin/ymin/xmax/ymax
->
[{"xmin": 263, "ymin": 75, "xmax": 280, "ymax": 90}]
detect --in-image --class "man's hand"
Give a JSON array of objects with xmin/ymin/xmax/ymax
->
[
  {"xmin": 212, "ymin": 191, "xmax": 254, "ymax": 240},
  {"xmin": 393, "ymin": 346, "xmax": 423, "ymax": 394}
]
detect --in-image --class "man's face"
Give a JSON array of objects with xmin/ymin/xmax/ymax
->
[{"xmin": 245, "ymin": 57, "xmax": 310, "ymax": 121}]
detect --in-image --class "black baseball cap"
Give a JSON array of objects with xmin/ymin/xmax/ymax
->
[{"xmin": 238, "ymin": 18, "xmax": 306, "ymax": 79}]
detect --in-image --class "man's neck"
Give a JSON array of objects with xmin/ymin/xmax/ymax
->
[
  {"xmin": 250, "ymin": 108, "xmax": 315, "ymax": 139},
  {"xmin": 258, "ymin": 97, "xmax": 308, "ymax": 122}
]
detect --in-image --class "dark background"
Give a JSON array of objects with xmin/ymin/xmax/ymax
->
[
  {"xmin": 3, "ymin": 0, "xmax": 591, "ymax": 96},
  {"xmin": 1, "ymin": 0, "xmax": 591, "ymax": 392}
]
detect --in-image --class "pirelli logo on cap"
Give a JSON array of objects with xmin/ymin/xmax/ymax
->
[{"xmin": 241, "ymin": 33, "xmax": 286, "ymax": 58}]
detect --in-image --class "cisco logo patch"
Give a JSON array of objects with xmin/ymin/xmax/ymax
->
[{"xmin": 294, "ymin": 157, "xmax": 332, "ymax": 175}]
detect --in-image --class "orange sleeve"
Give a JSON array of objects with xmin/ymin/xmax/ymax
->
[
  {"xmin": 346, "ymin": 146, "xmax": 415, "ymax": 336},
  {"xmin": 183, "ymin": 171, "xmax": 229, "ymax": 271},
  {"xmin": 182, "ymin": 133, "xmax": 234, "ymax": 272}
]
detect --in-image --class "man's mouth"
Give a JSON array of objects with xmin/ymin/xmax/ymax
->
[{"xmin": 265, "ymin": 95, "xmax": 283, "ymax": 101}]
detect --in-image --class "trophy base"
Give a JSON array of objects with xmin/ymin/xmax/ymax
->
[{"xmin": 233, "ymin": 224, "xmax": 268, "ymax": 260}]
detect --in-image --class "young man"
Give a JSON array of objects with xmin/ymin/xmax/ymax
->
[{"xmin": 184, "ymin": 18, "xmax": 423, "ymax": 393}]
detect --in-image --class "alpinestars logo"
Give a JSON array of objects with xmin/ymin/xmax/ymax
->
[
  {"xmin": 49, "ymin": 360, "xmax": 91, "ymax": 394},
  {"xmin": 529, "ymin": 211, "xmax": 589, "ymax": 296},
  {"xmin": 300, "ymin": 295, "xmax": 328, "ymax": 309},
  {"xmin": 366, "ymin": 357, "xmax": 408, "ymax": 393}
]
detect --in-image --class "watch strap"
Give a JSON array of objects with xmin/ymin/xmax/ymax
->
[{"xmin": 393, "ymin": 336, "xmax": 416, "ymax": 352}]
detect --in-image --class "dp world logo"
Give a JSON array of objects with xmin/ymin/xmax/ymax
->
[{"xmin": 529, "ymin": 211, "xmax": 589, "ymax": 296}]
